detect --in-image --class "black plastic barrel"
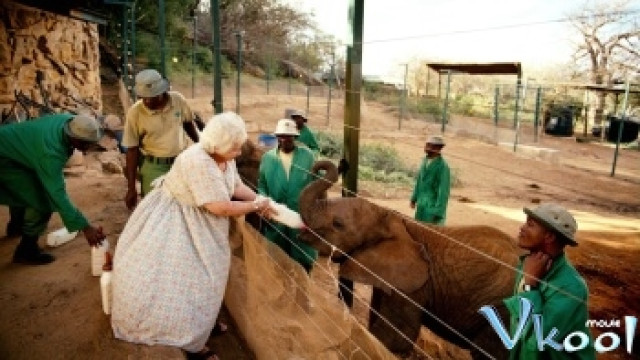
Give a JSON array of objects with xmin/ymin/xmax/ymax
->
[
  {"xmin": 544, "ymin": 105, "xmax": 574, "ymax": 136},
  {"xmin": 605, "ymin": 116, "xmax": 640, "ymax": 143}
]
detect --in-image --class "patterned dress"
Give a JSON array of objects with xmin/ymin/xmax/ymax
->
[{"xmin": 111, "ymin": 143, "xmax": 240, "ymax": 352}]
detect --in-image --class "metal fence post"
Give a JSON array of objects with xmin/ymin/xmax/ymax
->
[
  {"xmin": 493, "ymin": 86, "xmax": 499, "ymax": 126},
  {"xmin": 235, "ymin": 31, "xmax": 242, "ymax": 114},
  {"xmin": 533, "ymin": 86, "xmax": 542, "ymax": 142},
  {"xmin": 442, "ymin": 70, "xmax": 451, "ymax": 133}
]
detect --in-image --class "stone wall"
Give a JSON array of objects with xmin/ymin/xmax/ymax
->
[{"xmin": 0, "ymin": 1, "xmax": 102, "ymax": 118}]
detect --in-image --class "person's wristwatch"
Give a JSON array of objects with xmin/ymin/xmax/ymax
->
[{"xmin": 523, "ymin": 284, "xmax": 537, "ymax": 292}]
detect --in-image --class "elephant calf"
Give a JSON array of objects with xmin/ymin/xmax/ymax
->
[{"xmin": 298, "ymin": 160, "xmax": 520, "ymax": 359}]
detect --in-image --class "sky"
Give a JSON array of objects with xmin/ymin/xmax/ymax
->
[{"xmin": 285, "ymin": 0, "xmax": 639, "ymax": 82}]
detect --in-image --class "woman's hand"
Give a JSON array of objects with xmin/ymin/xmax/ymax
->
[{"xmin": 253, "ymin": 196, "xmax": 277, "ymax": 219}]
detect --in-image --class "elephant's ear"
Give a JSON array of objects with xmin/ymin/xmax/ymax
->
[{"xmin": 339, "ymin": 238, "xmax": 429, "ymax": 295}]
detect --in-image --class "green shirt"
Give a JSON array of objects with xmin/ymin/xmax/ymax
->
[
  {"xmin": 503, "ymin": 254, "xmax": 596, "ymax": 360},
  {"xmin": 257, "ymin": 146, "xmax": 315, "ymax": 212},
  {"xmin": 257, "ymin": 146, "xmax": 317, "ymax": 269},
  {"xmin": 410, "ymin": 156, "xmax": 450, "ymax": 224},
  {"xmin": 0, "ymin": 114, "xmax": 89, "ymax": 231},
  {"xmin": 296, "ymin": 126, "xmax": 319, "ymax": 153}
]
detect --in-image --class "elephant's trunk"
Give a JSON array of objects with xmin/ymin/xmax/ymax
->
[{"xmin": 299, "ymin": 160, "xmax": 339, "ymax": 227}]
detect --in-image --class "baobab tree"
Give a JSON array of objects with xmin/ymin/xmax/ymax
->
[{"xmin": 570, "ymin": 0, "xmax": 639, "ymax": 126}]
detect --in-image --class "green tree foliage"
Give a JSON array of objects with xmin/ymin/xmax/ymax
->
[{"xmin": 100, "ymin": 0, "xmax": 338, "ymax": 76}]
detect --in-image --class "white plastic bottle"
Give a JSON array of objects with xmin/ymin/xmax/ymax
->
[
  {"xmin": 91, "ymin": 239, "xmax": 109, "ymax": 276},
  {"xmin": 100, "ymin": 251, "xmax": 113, "ymax": 315},
  {"xmin": 269, "ymin": 200, "xmax": 305, "ymax": 229},
  {"xmin": 46, "ymin": 227, "xmax": 78, "ymax": 247}
]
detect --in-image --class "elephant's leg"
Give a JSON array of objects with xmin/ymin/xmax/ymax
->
[
  {"xmin": 468, "ymin": 304, "xmax": 509, "ymax": 360},
  {"xmin": 368, "ymin": 288, "xmax": 423, "ymax": 355}
]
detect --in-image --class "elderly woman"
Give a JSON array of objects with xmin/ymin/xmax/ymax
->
[{"xmin": 111, "ymin": 112, "xmax": 272, "ymax": 360}]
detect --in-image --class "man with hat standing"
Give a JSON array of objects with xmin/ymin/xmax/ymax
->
[
  {"xmin": 503, "ymin": 203, "xmax": 595, "ymax": 359},
  {"xmin": 0, "ymin": 113, "xmax": 106, "ymax": 264},
  {"xmin": 286, "ymin": 108, "xmax": 319, "ymax": 153},
  {"xmin": 258, "ymin": 119, "xmax": 317, "ymax": 273},
  {"xmin": 410, "ymin": 135, "xmax": 451, "ymax": 225},
  {"xmin": 122, "ymin": 69, "xmax": 199, "ymax": 210}
]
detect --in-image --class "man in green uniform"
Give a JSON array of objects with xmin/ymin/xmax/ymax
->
[
  {"xmin": 286, "ymin": 108, "xmax": 319, "ymax": 153},
  {"xmin": 0, "ymin": 114, "xmax": 106, "ymax": 265},
  {"xmin": 122, "ymin": 69, "xmax": 199, "ymax": 209},
  {"xmin": 503, "ymin": 203, "xmax": 595, "ymax": 359},
  {"xmin": 258, "ymin": 119, "xmax": 317, "ymax": 273},
  {"xmin": 410, "ymin": 135, "xmax": 450, "ymax": 225}
]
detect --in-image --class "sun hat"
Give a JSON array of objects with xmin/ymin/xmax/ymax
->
[
  {"xmin": 285, "ymin": 108, "xmax": 307, "ymax": 121},
  {"xmin": 64, "ymin": 114, "xmax": 104, "ymax": 142},
  {"xmin": 134, "ymin": 69, "xmax": 169, "ymax": 98},
  {"xmin": 524, "ymin": 203, "xmax": 578, "ymax": 246},
  {"xmin": 273, "ymin": 119, "xmax": 299, "ymax": 136},
  {"xmin": 427, "ymin": 135, "xmax": 445, "ymax": 146}
]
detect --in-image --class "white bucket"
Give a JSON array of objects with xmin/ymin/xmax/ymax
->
[{"xmin": 91, "ymin": 239, "xmax": 110, "ymax": 277}]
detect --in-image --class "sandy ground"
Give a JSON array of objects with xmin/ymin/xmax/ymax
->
[{"xmin": 0, "ymin": 81, "xmax": 638, "ymax": 359}]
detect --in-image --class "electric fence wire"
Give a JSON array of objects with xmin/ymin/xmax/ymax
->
[
  {"xmin": 236, "ymin": 175, "xmax": 407, "ymax": 359},
  {"xmin": 239, "ymin": 172, "xmax": 487, "ymax": 359}
]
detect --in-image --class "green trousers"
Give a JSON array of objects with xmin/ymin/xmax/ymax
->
[
  {"xmin": 0, "ymin": 158, "xmax": 53, "ymax": 236},
  {"xmin": 139, "ymin": 160, "xmax": 172, "ymax": 196},
  {"xmin": 263, "ymin": 222, "xmax": 318, "ymax": 273},
  {"xmin": 7, "ymin": 207, "xmax": 51, "ymax": 236}
]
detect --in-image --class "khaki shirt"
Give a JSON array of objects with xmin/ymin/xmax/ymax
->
[{"xmin": 122, "ymin": 91, "xmax": 194, "ymax": 157}]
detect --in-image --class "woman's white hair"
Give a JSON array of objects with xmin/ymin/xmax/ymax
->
[{"xmin": 200, "ymin": 111, "xmax": 247, "ymax": 154}]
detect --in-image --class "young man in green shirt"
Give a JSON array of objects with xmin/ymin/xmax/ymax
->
[
  {"xmin": 0, "ymin": 114, "xmax": 106, "ymax": 265},
  {"xmin": 258, "ymin": 119, "xmax": 317, "ymax": 273},
  {"xmin": 410, "ymin": 135, "xmax": 451, "ymax": 225},
  {"xmin": 285, "ymin": 108, "xmax": 319, "ymax": 153},
  {"xmin": 503, "ymin": 203, "xmax": 596, "ymax": 359}
]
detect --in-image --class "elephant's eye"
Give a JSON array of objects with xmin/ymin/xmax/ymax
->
[{"xmin": 332, "ymin": 218, "xmax": 345, "ymax": 230}]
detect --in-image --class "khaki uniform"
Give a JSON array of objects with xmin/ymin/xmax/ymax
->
[
  {"xmin": 122, "ymin": 91, "xmax": 194, "ymax": 195},
  {"xmin": 122, "ymin": 91, "xmax": 194, "ymax": 157}
]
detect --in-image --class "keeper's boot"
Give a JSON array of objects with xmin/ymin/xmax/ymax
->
[
  {"xmin": 5, "ymin": 221, "xmax": 22, "ymax": 237},
  {"xmin": 12, "ymin": 235, "xmax": 55, "ymax": 265}
]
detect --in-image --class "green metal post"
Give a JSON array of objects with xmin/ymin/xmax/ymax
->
[
  {"xmin": 493, "ymin": 86, "xmax": 499, "ymax": 126},
  {"xmin": 327, "ymin": 51, "xmax": 334, "ymax": 124},
  {"xmin": 191, "ymin": 13, "xmax": 196, "ymax": 98},
  {"xmin": 442, "ymin": 70, "xmax": 451, "ymax": 133},
  {"xmin": 399, "ymin": 63, "xmax": 408, "ymax": 130},
  {"xmin": 306, "ymin": 86, "xmax": 310, "ymax": 116},
  {"xmin": 513, "ymin": 79, "xmax": 523, "ymax": 152},
  {"xmin": 158, "ymin": 0, "xmax": 166, "ymax": 77},
  {"xmin": 288, "ymin": 58, "xmax": 292, "ymax": 95},
  {"xmin": 343, "ymin": 0, "xmax": 363, "ymax": 197},
  {"xmin": 121, "ymin": 7, "xmax": 128, "ymax": 93},
  {"xmin": 130, "ymin": 3, "xmax": 136, "ymax": 100},
  {"xmin": 266, "ymin": 65, "xmax": 270, "ymax": 94},
  {"xmin": 611, "ymin": 80, "xmax": 630, "ymax": 177},
  {"xmin": 533, "ymin": 86, "xmax": 542, "ymax": 142},
  {"xmin": 235, "ymin": 31, "xmax": 242, "ymax": 114},
  {"xmin": 513, "ymin": 76, "xmax": 522, "ymax": 129},
  {"xmin": 211, "ymin": 0, "xmax": 222, "ymax": 114}
]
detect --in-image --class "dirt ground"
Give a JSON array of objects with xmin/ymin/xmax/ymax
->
[{"xmin": 0, "ymin": 80, "xmax": 638, "ymax": 359}]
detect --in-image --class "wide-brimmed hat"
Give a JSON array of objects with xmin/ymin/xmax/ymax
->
[
  {"xmin": 427, "ymin": 135, "xmax": 445, "ymax": 146},
  {"xmin": 273, "ymin": 119, "xmax": 299, "ymax": 136},
  {"xmin": 64, "ymin": 114, "xmax": 104, "ymax": 142},
  {"xmin": 134, "ymin": 69, "xmax": 169, "ymax": 98},
  {"xmin": 285, "ymin": 108, "xmax": 307, "ymax": 122},
  {"xmin": 524, "ymin": 203, "xmax": 578, "ymax": 246}
]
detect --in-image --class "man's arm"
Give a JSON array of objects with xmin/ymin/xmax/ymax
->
[
  {"xmin": 183, "ymin": 121, "xmax": 199, "ymax": 143},
  {"xmin": 125, "ymin": 146, "xmax": 140, "ymax": 210}
]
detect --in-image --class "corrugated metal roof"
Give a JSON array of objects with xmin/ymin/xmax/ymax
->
[{"xmin": 426, "ymin": 62, "xmax": 522, "ymax": 76}]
